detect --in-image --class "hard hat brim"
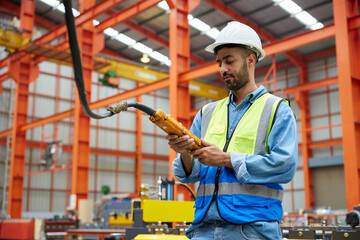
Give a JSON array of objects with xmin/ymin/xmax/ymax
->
[{"xmin": 205, "ymin": 42, "xmax": 265, "ymax": 61}]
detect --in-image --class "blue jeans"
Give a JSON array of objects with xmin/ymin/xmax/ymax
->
[{"xmin": 186, "ymin": 220, "xmax": 282, "ymax": 240}]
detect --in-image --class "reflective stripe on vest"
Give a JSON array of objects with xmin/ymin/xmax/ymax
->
[
  {"xmin": 196, "ymin": 182, "xmax": 284, "ymax": 201},
  {"xmin": 254, "ymin": 95, "xmax": 282, "ymax": 155}
]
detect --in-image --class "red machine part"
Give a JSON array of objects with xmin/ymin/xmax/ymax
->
[{"xmin": 0, "ymin": 219, "xmax": 34, "ymax": 240}]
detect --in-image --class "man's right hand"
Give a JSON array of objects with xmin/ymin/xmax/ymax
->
[
  {"xmin": 165, "ymin": 134, "xmax": 195, "ymax": 154},
  {"xmin": 166, "ymin": 134, "xmax": 195, "ymax": 175}
]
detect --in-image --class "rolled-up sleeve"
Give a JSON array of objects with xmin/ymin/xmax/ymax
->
[
  {"xmin": 172, "ymin": 110, "xmax": 202, "ymax": 184},
  {"xmin": 231, "ymin": 101, "xmax": 298, "ymax": 184}
]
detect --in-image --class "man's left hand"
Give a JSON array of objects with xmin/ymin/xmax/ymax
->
[{"xmin": 193, "ymin": 139, "xmax": 232, "ymax": 169}]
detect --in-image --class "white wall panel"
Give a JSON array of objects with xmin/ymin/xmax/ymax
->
[
  {"xmin": 0, "ymin": 89, "xmax": 11, "ymax": 112},
  {"xmin": 142, "ymin": 160, "xmax": 154, "ymax": 173},
  {"xmin": 329, "ymin": 90, "xmax": 340, "ymax": 113},
  {"xmin": 22, "ymin": 189, "xmax": 28, "ymax": 211},
  {"xmin": 99, "ymin": 87, "xmax": 118, "ymax": 101},
  {"xmin": 311, "ymin": 117, "xmax": 330, "ymax": 141},
  {"xmin": 282, "ymin": 191, "xmax": 293, "ymax": 213},
  {"xmin": 143, "ymin": 114, "xmax": 155, "ymax": 134},
  {"xmin": 53, "ymin": 170, "xmax": 67, "ymax": 189},
  {"xmin": 97, "ymin": 171, "xmax": 116, "ymax": 192},
  {"xmin": 58, "ymin": 122, "xmax": 71, "ymax": 145},
  {"xmin": 142, "ymin": 135, "xmax": 154, "ymax": 154},
  {"xmin": 91, "ymin": 84, "xmax": 99, "ymax": 101},
  {"xmin": 332, "ymin": 145, "xmax": 342, "ymax": 156},
  {"xmin": 52, "ymin": 191, "xmax": 66, "ymax": 212},
  {"xmin": 37, "ymin": 74, "xmax": 56, "ymax": 96},
  {"xmin": 118, "ymin": 158, "xmax": 135, "ymax": 171},
  {"xmin": 119, "ymin": 78, "xmax": 136, "ymax": 90},
  {"xmin": 294, "ymin": 191, "xmax": 305, "ymax": 211},
  {"xmin": 118, "ymin": 173, "xmax": 135, "ymax": 192},
  {"xmin": 98, "ymin": 114, "xmax": 118, "ymax": 128},
  {"xmin": 141, "ymin": 174, "xmax": 154, "ymax": 185},
  {"xmin": 118, "ymin": 132, "xmax": 135, "ymax": 151},
  {"xmin": 156, "ymin": 161, "xmax": 169, "ymax": 175},
  {"xmin": 89, "ymin": 170, "xmax": 95, "ymax": 191},
  {"xmin": 118, "ymin": 111, "xmax": 136, "ymax": 130},
  {"xmin": 98, "ymin": 156, "xmax": 117, "ymax": 170},
  {"xmin": 327, "ymin": 56, "xmax": 337, "ymax": 78},
  {"xmin": 0, "ymin": 114, "xmax": 9, "ymax": 130},
  {"xmin": 156, "ymin": 97, "xmax": 169, "ymax": 112},
  {"xmin": 156, "ymin": 89, "xmax": 169, "ymax": 98},
  {"xmin": 92, "ymin": 72, "xmax": 99, "ymax": 83},
  {"xmin": 59, "ymin": 99, "xmax": 72, "ymax": 112},
  {"xmin": 39, "ymin": 61, "xmax": 57, "ymax": 73},
  {"xmin": 156, "ymin": 137, "xmax": 169, "ymax": 155},
  {"xmin": 60, "ymin": 78, "xmax": 74, "ymax": 99},
  {"xmin": 27, "ymin": 148, "xmax": 40, "ymax": 165},
  {"xmin": 31, "ymin": 172, "xmax": 51, "ymax": 188},
  {"xmin": 1, "ymin": 79, "xmax": 13, "ymax": 88},
  {"xmin": 60, "ymin": 65, "xmax": 73, "ymax": 78},
  {"xmin": 293, "ymin": 169, "xmax": 304, "ymax": 189},
  {"xmin": 297, "ymin": 151, "xmax": 303, "ymax": 167},
  {"xmin": 98, "ymin": 129, "xmax": 117, "ymax": 149},
  {"xmin": 29, "ymin": 190, "xmax": 50, "ymax": 211},
  {"xmin": 287, "ymin": 67, "xmax": 299, "ymax": 87},
  {"xmin": 142, "ymin": 94, "xmax": 155, "ymax": 109},
  {"xmin": 35, "ymin": 97, "xmax": 55, "ymax": 117},
  {"xmin": 330, "ymin": 115, "xmax": 342, "ymax": 138},
  {"xmin": 90, "ymin": 127, "xmax": 97, "ymax": 148},
  {"xmin": 312, "ymin": 147, "xmax": 331, "ymax": 158},
  {"xmin": 309, "ymin": 94, "xmax": 328, "ymax": 116}
]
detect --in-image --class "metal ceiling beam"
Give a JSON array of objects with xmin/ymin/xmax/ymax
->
[
  {"xmin": 96, "ymin": 0, "xmax": 162, "ymax": 33},
  {"xmin": 122, "ymin": 19, "xmax": 207, "ymax": 66},
  {"xmin": 0, "ymin": 0, "xmax": 128, "ymax": 66},
  {"xmin": 203, "ymin": 0, "xmax": 304, "ymax": 66},
  {"xmin": 1, "ymin": 0, "xmax": 58, "ymax": 29}
]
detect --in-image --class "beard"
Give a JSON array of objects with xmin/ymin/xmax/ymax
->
[{"xmin": 223, "ymin": 61, "xmax": 250, "ymax": 91}]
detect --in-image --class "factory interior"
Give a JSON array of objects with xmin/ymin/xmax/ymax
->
[{"xmin": 0, "ymin": 0, "xmax": 360, "ymax": 239}]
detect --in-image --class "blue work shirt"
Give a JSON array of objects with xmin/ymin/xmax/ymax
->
[{"xmin": 172, "ymin": 85, "xmax": 298, "ymax": 223}]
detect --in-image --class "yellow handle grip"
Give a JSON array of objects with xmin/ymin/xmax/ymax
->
[{"xmin": 149, "ymin": 109, "xmax": 202, "ymax": 150}]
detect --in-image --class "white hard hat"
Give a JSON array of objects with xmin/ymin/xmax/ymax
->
[{"xmin": 205, "ymin": 21, "xmax": 265, "ymax": 61}]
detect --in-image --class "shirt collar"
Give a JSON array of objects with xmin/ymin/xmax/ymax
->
[{"xmin": 228, "ymin": 85, "xmax": 267, "ymax": 105}]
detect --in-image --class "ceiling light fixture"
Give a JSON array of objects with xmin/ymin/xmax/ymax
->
[{"xmin": 140, "ymin": 54, "xmax": 150, "ymax": 64}]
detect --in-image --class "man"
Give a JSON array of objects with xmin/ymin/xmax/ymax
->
[{"xmin": 166, "ymin": 21, "xmax": 297, "ymax": 239}]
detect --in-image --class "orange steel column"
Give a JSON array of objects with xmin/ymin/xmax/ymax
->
[
  {"xmin": 7, "ymin": 55, "xmax": 39, "ymax": 217},
  {"xmin": 333, "ymin": 0, "xmax": 360, "ymax": 210},
  {"xmin": 7, "ymin": 0, "xmax": 38, "ymax": 217},
  {"xmin": 295, "ymin": 63, "xmax": 314, "ymax": 209},
  {"xmin": 19, "ymin": 0, "xmax": 35, "ymax": 40},
  {"xmin": 168, "ymin": 0, "xmax": 200, "ymax": 200},
  {"xmin": 71, "ymin": 0, "xmax": 103, "ymax": 209},
  {"xmin": 135, "ymin": 83, "xmax": 143, "ymax": 195}
]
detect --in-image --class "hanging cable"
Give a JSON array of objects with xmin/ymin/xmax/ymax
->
[{"xmin": 63, "ymin": 0, "xmax": 113, "ymax": 119}]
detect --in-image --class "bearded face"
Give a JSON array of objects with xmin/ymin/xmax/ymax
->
[{"xmin": 216, "ymin": 47, "xmax": 251, "ymax": 91}]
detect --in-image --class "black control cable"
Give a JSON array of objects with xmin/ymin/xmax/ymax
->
[{"xmin": 63, "ymin": 0, "xmax": 157, "ymax": 119}]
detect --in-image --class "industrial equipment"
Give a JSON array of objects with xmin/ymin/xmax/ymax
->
[{"xmin": 346, "ymin": 205, "xmax": 360, "ymax": 229}]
